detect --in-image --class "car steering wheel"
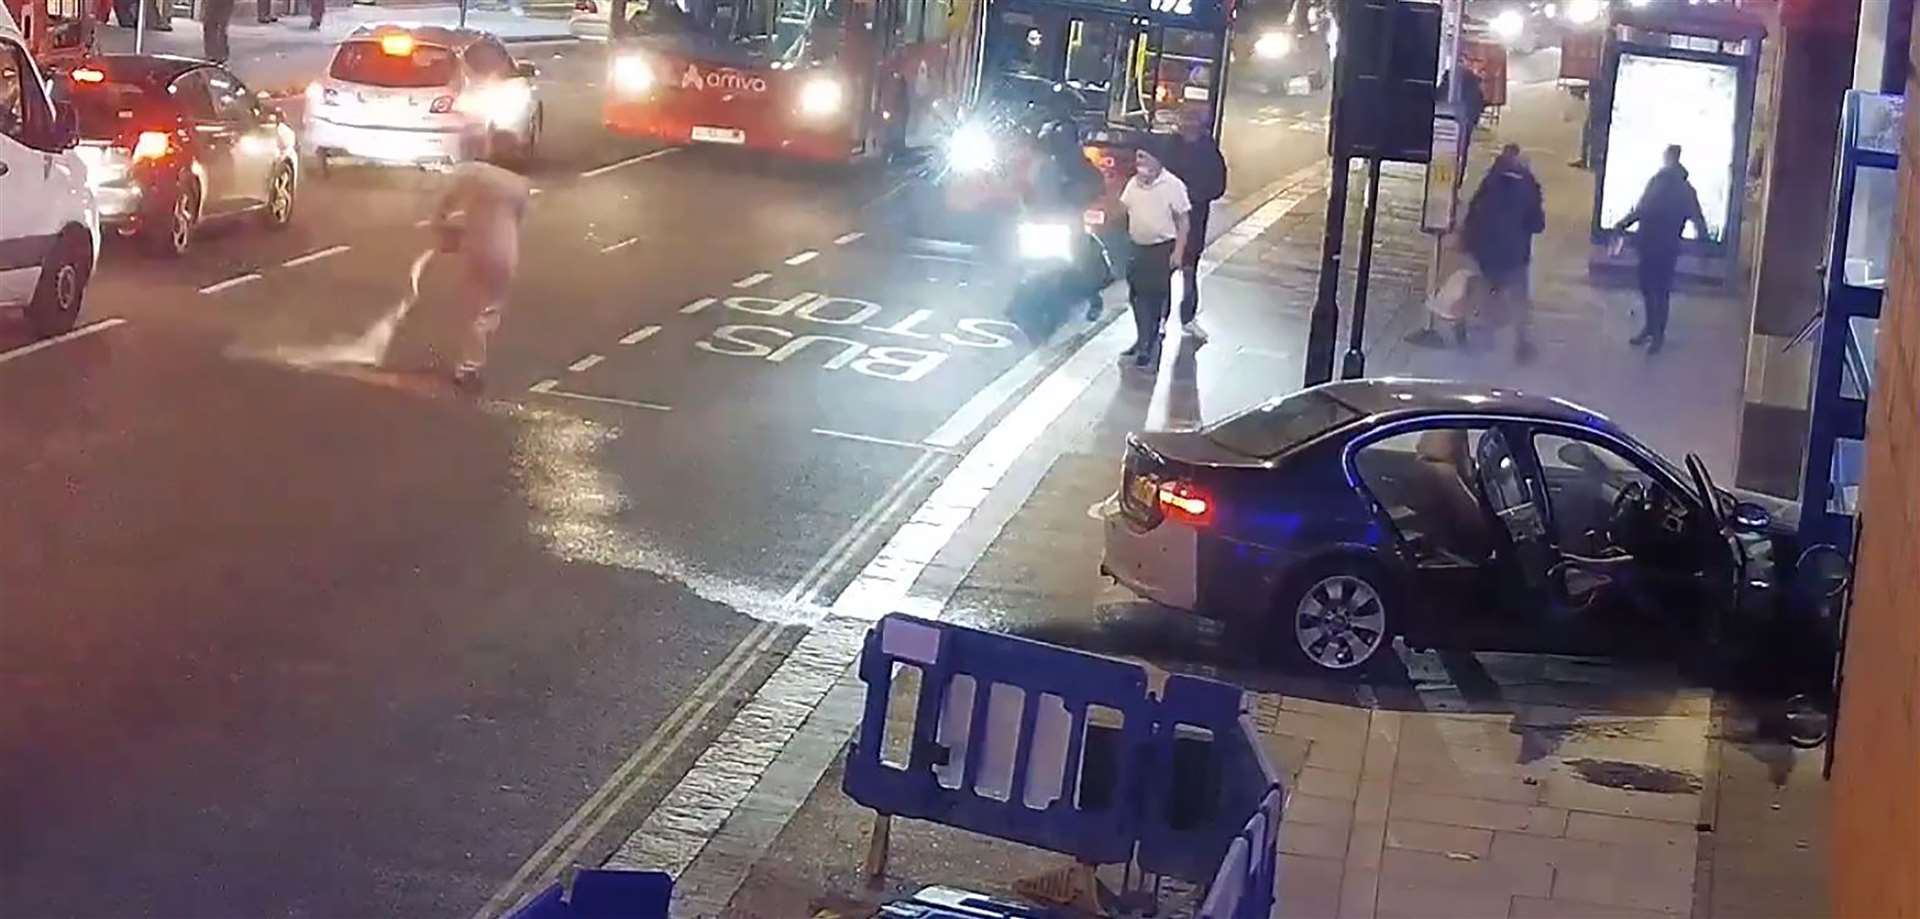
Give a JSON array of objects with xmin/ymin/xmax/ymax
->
[{"xmin": 1606, "ymin": 480, "xmax": 1647, "ymax": 547}]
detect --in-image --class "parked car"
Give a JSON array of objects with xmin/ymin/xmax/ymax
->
[
  {"xmin": 1100, "ymin": 379, "xmax": 1846, "ymax": 696},
  {"xmin": 569, "ymin": 0, "xmax": 614, "ymax": 40},
  {"xmin": 1, "ymin": 3, "xmax": 99, "ymax": 337},
  {"xmin": 64, "ymin": 55, "xmax": 298, "ymax": 257},
  {"xmin": 305, "ymin": 25, "xmax": 542, "ymax": 172}
]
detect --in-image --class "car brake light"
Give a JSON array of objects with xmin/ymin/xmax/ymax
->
[
  {"xmin": 1157, "ymin": 480, "xmax": 1213, "ymax": 526},
  {"xmin": 71, "ymin": 66, "xmax": 106, "ymax": 83},
  {"xmin": 130, "ymin": 130, "xmax": 172, "ymax": 162},
  {"xmin": 575, "ymin": 0, "xmax": 596, "ymax": 10},
  {"xmin": 430, "ymin": 95, "xmax": 456, "ymax": 113},
  {"xmin": 380, "ymin": 32, "xmax": 416, "ymax": 56}
]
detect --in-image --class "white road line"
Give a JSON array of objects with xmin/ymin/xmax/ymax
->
[
  {"xmin": 782, "ymin": 451, "xmax": 940, "ymax": 607},
  {"xmin": 528, "ymin": 379, "xmax": 559, "ymax": 393},
  {"xmin": 529, "ymin": 187, "xmax": 545, "ymax": 197},
  {"xmin": 600, "ymin": 237, "xmax": 639, "ymax": 254},
  {"xmin": 0, "ymin": 317, "xmax": 129, "ymax": 367},
  {"xmin": 784, "ymin": 250, "xmax": 819, "ymax": 266},
  {"xmin": 469, "ymin": 623, "xmax": 782, "ymax": 919},
  {"xmin": 732, "ymin": 272, "xmax": 771, "ymax": 289},
  {"xmin": 679, "ymin": 297, "xmax": 718, "ymax": 315},
  {"xmin": 833, "ymin": 231, "xmax": 864, "ymax": 245},
  {"xmin": 922, "ymin": 339, "xmax": 1063, "ymax": 448},
  {"xmin": 618, "ymin": 325, "xmax": 661, "ymax": 345},
  {"xmin": 198, "ymin": 273, "xmax": 263, "ymax": 295},
  {"xmin": 567, "ymin": 354, "xmax": 605, "ymax": 372},
  {"xmin": 811, "ymin": 428, "xmax": 953, "ymax": 453},
  {"xmin": 281, "ymin": 244, "xmax": 351, "ymax": 268},
  {"xmin": 579, "ymin": 146, "xmax": 678, "ymax": 179},
  {"xmin": 532, "ymin": 387, "xmax": 671, "ymax": 412}
]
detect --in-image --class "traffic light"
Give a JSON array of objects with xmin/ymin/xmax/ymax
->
[{"xmin": 1331, "ymin": 0, "xmax": 1441, "ymax": 163}]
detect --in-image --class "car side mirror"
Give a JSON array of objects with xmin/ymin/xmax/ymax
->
[
  {"xmin": 515, "ymin": 61, "xmax": 538, "ymax": 79},
  {"xmin": 1729, "ymin": 500, "xmax": 1772, "ymax": 532},
  {"xmin": 49, "ymin": 100, "xmax": 79, "ymax": 150}
]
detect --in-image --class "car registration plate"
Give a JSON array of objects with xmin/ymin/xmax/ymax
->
[{"xmin": 691, "ymin": 126, "xmax": 746, "ymax": 145}]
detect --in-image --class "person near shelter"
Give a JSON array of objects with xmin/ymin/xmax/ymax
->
[
  {"xmin": 1161, "ymin": 108, "xmax": 1226, "ymax": 342},
  {"xmin": 200, "ymin": 0, "xmax": 232, "ymax": 61},
  {"xmin": 1461, "ymin": 143, "xmax": 1545, "ymax": 362},
  {"xmin": 1613, "ymin": 144, "xmax": 1708, "ymax": 355},
  {"xmin": 432, "ymin": 144, "xmax": 532, "ymax": 390},
  {"xmin": 1116, "ymin": 143, "xmax": 1190, "ymax": 370}
]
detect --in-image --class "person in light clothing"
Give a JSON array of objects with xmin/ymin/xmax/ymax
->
[
  {"xmin": 1116, "ymin": 144, "xmax": 1190, "ymax": 370},
  {"xmin": 432, "ymin": 151, "xmax": 531, "ymax": 389}
]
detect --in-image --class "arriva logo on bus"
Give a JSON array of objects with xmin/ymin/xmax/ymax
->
[{"xmin": 681, "ymin": 65, "xmax": 769, "ymax": 94}]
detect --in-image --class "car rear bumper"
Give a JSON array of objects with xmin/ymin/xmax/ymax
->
[
  {"xmin": 306, "ymin": 116, "xmax": 466, "ymax": 165},
  {"xmin": 1100, "ymin": 497, "xmax": 1201, "ymax": 613},
  {"xmin": 93, "ymin": 183, "xmax": 144, "ymax": 223}
]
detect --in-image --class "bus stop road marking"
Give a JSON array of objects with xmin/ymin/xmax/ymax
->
[
  {"xmin": 619, "ymin": 325, "xmax": 662, "ymax": 345},
  {"xmin": 567, "ymin": 354, "xmax": 605, "ymax": 372},
  {"xmin": 733, "ymin": 272, "xmax": 772, "ymax": 289},
  {"xmin": 529, "ymin": 385, "xmax": 671, "ymax": 412},
  {"xmin": 281, "ymin": 244, "xmax": 351, "ymax": 268},
  {"xmin": 601, "ymin": 237, "xmax": 640, "ymax": 254},
  {"xmin": 198, "ymin": 272, "xmax": 263, "ymax": 295},
  {"xmin": 785, "ymin": 250, "xmax": 819, "ymax": 266},
  {"xmin": 833, "ymin": 231, "xmax": 864, "ymax": 246},
  {"xmin": 811, "ymin": 428, "xmax": 955, "ymax": 453}
]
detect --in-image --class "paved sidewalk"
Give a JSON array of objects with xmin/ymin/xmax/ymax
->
[{"xmin": 95, "ymin": 2, "xmax": 573, "ymax": 95}]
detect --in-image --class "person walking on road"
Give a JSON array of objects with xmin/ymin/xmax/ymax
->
[
  {"xmin": 1613, "ymin": 144, "xmax": 1708, "ymax": 354},
  {"xmin": 1461, "ymin": 143, "xmax": 1545, "ymax": 362},
  {"xmin": 433, "ymin": 146, "xmax": 531, "ymax": 390},
  {"xmin": 307, "ymin": 0, "xmax": 324, "ymax": 30},
  {"xmin": 1162, "ymin": 108, "xmax": 1226, "ymax": 342},
  {"xmin": 200, "ymin": 0, "xmax": 233, "ymax": 61},
  {"xmin": 256, "ymin": 0, "xmax": 277, "ymax": 25},
  {"xmin": 1116, "ymin": 143, "xmax": 1190, "ymax": 370}
]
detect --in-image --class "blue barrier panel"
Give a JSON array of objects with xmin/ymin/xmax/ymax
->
[
  {"xmin": 1136, "ymin": 674, "xmax": 1281, "ymax": 883},
  {"xmin": 1196, "ymin": 837, "xmax": 1251, "ymax": 919},
  {"xmin": 504, "ymin": 869, "xmax": 672, "ymax": 919},
  {"xmin": 844, "ymin": 614, "xmax": 1156, "ymax": 866},
  {"xmin": 1195, "ymin": 791, "xmax": 1283, "ymax": 919}
]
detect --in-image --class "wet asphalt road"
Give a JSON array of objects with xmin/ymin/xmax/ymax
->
[{"xmin": 0, "ymin": 41, "xmax": 1334, "ymax": 917}]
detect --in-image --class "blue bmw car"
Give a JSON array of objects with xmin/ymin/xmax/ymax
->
[{"xmin": 1101, "ymin": 379, "xmax": 1844, "ymax": 695}]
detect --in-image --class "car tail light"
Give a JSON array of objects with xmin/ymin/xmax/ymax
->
[
  {"xmin": 1156, "ymin": 480, "xmax": 1213, "ymax": 527},
  {"xmin": 575, "ymin": 0, "xmax": 597, "ymax": 10},
  {"xmin": 130, "ymin": 130, "xmax": 172, "ymax": 162},
  {"xmin": 430, "ymin": 95, "xmax": 455, "ymax": 114},
  {"xmin": 70, "ymin": 66, "xmax": 106, "ymax": 83}
]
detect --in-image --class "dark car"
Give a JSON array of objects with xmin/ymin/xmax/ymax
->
[
  {"xmin": 65, "ymin": 54, "xmax": 299, "ymax": 256},
  {"xmin": 1100, "ymin": 379, "xmax": 1845, "ymax": 694},
  {"xmin": 1232, "ymin": 0, "xmax": 1331, "ymax": 95}
]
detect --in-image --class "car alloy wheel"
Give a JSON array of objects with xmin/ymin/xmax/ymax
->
[
  {"xmin": 158, "ymin": 182, "xmax": 198, "ymax": 257},
  {"xmin": 1293, "ymin": 573, "xmax": 1388, "ymax": 670}
]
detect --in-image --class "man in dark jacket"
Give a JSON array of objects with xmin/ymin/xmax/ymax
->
[
  {"xmin": 1463, "ymin": 143, "xmax": 1546, "ymax": 361},
  {"xmin": 1614, "ymin": 144, "xmax": 1708, "ymax": 354},
  {"xmin": 1161, "ymin": 108, "xmax": 1227, "ymax": 342}
]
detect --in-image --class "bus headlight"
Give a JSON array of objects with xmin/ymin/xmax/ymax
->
[
  {"xmin": 1017, "ymin": 221, "xmax": 1073, "ymax": 260},
  {"xmin": 798, "ymin": 75, "xmax": 845, "ymax": 117},
  {"xmin": 1490, "ymin": 9, "xmax": 1525, "ymax": 43},
  {"xmin": 1563, "ymin": 0, "xmax": 1603, "ymax": 24},
  {"xmin": 612, "ymin": 53, "xmax": 655, "ymax": 95},
  {"xmin": 1254, "ymin": 31, "xmax": 1293, "ymax": 59},
  {"xmin": 946, "ymin": 122, "xmax": 996, "ymax": 174}
]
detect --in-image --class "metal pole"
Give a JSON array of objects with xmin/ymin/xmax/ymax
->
[
  {"xmin": 1341, "ymin": 156, "xmax": 1383, "ymax": 379},
  {"xmin": 1303, "ymin": 155, "xmax": 1350, "ymax": 387},
  {"xmin": 135, "ymin": 0, "xmax": 147, "ymax": 53},
  {"xmin": 458, "ymin": 0, "xmax": 467, "ymax": 29}
]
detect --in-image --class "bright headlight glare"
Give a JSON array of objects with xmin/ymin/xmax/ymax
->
[
  {"xmin": 1491, "ymin": 9, "xmax": 1525, "ymax": 41},
  {"xmin": 947, "ymin": 123, "xmax": 996, "ymax": 174},
  {"xmin": 612, "ymin": 54, "xmax": 654, "ymax": 94},
  {"xmin": 1565, "ymin": 0, "xmax": 1602, "ymax": 23},
  {"xmin": 1254, "ymin": 31, "xmax": 1292, "ymax": 59},
  {"xmin": 798, "ymin": 75, "xmax": 844, "ymax": 116},
  {"xmin": 459, "ymin": 82, "xmax": 532, "ymax": 122},
  {"xmin": 1017, "ymin": 222, "xmax": 1073, "ymax": 260}
]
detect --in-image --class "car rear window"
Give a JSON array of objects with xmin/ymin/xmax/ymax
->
[
  {"xmin": 328, "ymin": 40, "xmax": 457, "ymax": 87},
  {"xmin": 1206, "ymin": 390, "xmax": 1363, "ymax": 458},
  {"xmin": 71, "ymin": 81, "xmax": 156, "ymax": 137}
]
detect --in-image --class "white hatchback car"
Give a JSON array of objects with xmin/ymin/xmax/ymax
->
[{"xmin": 305, "ymin": 25, "xmax": 542, "ymax": 171}]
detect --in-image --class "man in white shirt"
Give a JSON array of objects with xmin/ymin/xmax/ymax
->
[{"xmin": 1117, "ymin": 144, "xmax": 1190, "ymax": 370}]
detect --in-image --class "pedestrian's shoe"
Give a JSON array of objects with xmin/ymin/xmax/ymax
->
[
  {"xmin": 1085, "ymin": 297, "xmax": 1103, "ymax": 322},
  {"xmin": 1183, "ymin": 320, "xmax": 1209, "ymax": 344},
  {"xmin": 1132, "ymin": 345, "xmax": 1158, "ymax": 371},
  {"xmin": 1647, "ymin": 338, "xmax": 1665, "ymax": 355},
  {"xmin": 1629, "ymin": 329, "xmax": 1653, "ymax": 347},
  {"xmin": 1452, "ymin": 322, "xmax": 1469, "ymax": 347}
]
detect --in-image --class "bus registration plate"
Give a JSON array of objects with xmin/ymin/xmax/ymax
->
[{"xmin": 691, "ymin": 126, "xmax": 746, "ymax": 145}]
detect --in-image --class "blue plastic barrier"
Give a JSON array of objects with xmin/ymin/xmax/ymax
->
[
  {"xmin": 843, "ymin": 614, "xmax": 1156, "ymax": 865},
  {"xmin": 504, "ymin": 869, "xmax": 672, "ymax": 919},
  {"xmin": 843, "ymin": 613, "xmax": 1287, "ymax": 911}
]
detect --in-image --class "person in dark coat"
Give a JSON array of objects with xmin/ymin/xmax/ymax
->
[
  {"xmin": 1462, "ymin": 143, "xmax": 1546, "ymax": 361},
  {"xmin": 200, "ymin": 0, "xmax": 233, "ymax": 61},
  {"xmin": 1614, "ymin": 144, "xmax": 1708, "ymax": 354},
  {"xmin": 1160, "ymin": 107, "xmax": 1227, "ymax": 342}
]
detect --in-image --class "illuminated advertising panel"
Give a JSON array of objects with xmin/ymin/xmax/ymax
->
[{"xmin": 1599, "ymin": 51, "xmax": 1739, "ymax": 244}]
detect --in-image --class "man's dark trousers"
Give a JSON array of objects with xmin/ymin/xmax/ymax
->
[
  {"xmin": 1129, "ymin": 240, "xmax": 1175, "ymax": 361},
  {"xmin": 1179, "ymin": 204, "xmax": 1210, "ymax": 323},
  {"xmin": 1638, "ymin": 246, "xmax": 1678, "ymax": 344}
]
